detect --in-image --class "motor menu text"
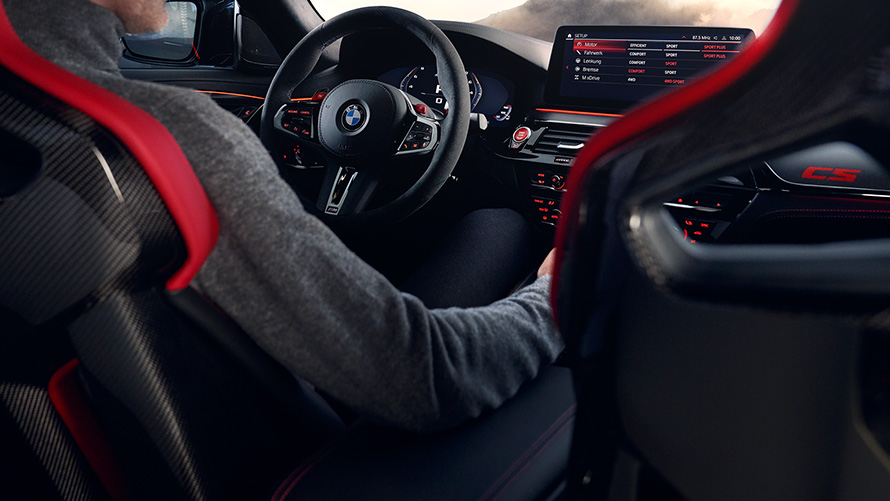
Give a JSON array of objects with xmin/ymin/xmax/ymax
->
[{"xmin": 566, "ymin": 37, "xmax": 742, "ymax": 88}]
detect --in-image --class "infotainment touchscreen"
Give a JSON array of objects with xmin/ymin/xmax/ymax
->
[{"xmin": 545, "ymin": 26, "xmax": 754, "ymax": 112}]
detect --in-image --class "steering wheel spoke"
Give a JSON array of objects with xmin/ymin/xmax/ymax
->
[
  {"xmin": 273, "ymin": 103, "xmax": 322, "ymax": 143},
  {"xmin": 395, "ymin": 115, "xmax": 439, "ymax": 156},
  {"xmin": 316, "ymin": 166, "xmax": 382, "ymax": 216}
]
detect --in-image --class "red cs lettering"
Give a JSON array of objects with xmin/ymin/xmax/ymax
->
[
  {"xmin": 801, "ymin": 166, "xmax": 832, "ymax": 180},
  {"xmin": 827, "ymin": 168, "xmax": 861, "ymax": 182},
  {"xmin": 802, "ymin": 167, "xmax": 861, "ymax": 183}
]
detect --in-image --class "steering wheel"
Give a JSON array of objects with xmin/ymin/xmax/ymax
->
[{"xmin": 260, "ymin": 7, "xmax": 471, "ymax": 227}]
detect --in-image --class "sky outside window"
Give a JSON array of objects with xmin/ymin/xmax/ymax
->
[{"xmin": 311, "ymin": 0, "xmax": 782, "ymax": 40}]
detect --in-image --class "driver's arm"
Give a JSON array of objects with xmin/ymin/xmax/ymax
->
[{"xmin": 129, "ymin": 88, "xmax": 564, "ymax": 432}]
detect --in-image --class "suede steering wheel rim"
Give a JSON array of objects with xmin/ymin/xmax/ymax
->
[{"xmin": 260, "ymin": 7, "xmax": 471, "ymax": 227}]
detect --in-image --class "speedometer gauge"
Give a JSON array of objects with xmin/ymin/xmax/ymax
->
[{"xmin": 400, "ymin": 66, "xmax": 483, "ymax": 114}]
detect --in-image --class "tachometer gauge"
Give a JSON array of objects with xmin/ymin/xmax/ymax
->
[
  {"xmin": 400, "ymin": 66, "xmax": 483, "ymax": 114},
  {"xmin": 493, "ymin": 105, "xmax": 512, "ymax": 122}
]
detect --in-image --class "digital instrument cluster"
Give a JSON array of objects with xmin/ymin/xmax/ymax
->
[{"xmin": 377, "ymin": 66, "xmax": 514, "ymax": 126}]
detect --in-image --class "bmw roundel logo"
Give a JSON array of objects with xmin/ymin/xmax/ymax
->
[{"xmin": 341, "ymin": 104, "xmax": 365, "ymax": 130}]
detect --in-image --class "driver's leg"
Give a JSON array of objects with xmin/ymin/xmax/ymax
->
[{"xmin": 398, "ymin": 208, "xmax": 532, "ymax": 309}]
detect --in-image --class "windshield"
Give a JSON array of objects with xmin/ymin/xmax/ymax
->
[{"xmin": 311, "ymin": 0, "xmax": 782, "ymax": 40}]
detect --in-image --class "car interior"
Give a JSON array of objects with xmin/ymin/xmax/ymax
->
[{"xmin": 4, "ymin": 0, "xmax": 890, "ymax": 499}]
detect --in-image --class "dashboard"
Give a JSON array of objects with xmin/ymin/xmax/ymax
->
[{"xmin": 258, "ymin": 21, "xmax": 890, "ymax": 245}]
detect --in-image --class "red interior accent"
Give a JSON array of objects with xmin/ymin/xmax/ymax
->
[
  {"xmin": 272, "ymin": 435, "xmax": 348, "ymax": 501},
  {"xmin": 479, "ymin": 404, "xmax": 576, "ymax": 499},
  {"xmin": 48, "ymin": 360, "xmax": 130, "ymax": 501},
  {"xmin": 0, "ymin": 0, "xmax": 218, "ymax": 291},
  {"xmin": 550, "ymin": 0, "xmax": 800, "ymax": 320},
  {"xmin": 194, "ymin": 89, "xmax": 264, "ymax": 100}
]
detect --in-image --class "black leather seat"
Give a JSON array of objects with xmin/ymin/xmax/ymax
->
[
  {"xmin": 554, "ymin": 0, "xmax": 890, "ymax": 499},
  {"xmin": 272, "ymin": 365, "xmax": 575, "ymax": 501}
]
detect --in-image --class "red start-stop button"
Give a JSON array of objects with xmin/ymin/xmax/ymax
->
[{"xmin": 513, "ymin": 126, "xmax": 531, "ymax": 142}]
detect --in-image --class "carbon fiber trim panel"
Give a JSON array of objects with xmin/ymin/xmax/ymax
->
[
  {"xmin": 0, "ymin": 66, "xmax": 184, "ymax": 327},
  {"xmin": 70, "ymin": 291, "xmax": 209, "ymax": 501},
  {"xmin": 0, "ymin": 384, "xmax": 104, "ymax": 501},
  {"xmin": 0, "ymin": 63, "xmax": 188, "ymax": 499},
  {"xmin": 1, "ymin": 42, "xmax": 342, "ymax": 501}
]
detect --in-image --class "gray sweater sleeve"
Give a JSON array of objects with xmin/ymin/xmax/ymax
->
[
  {"xmin": 113, "ymin": 84, "xmax": 564, "ymax": 432},
  {"xmin": 6, "ymin": 0, "xmax": 563, "ymax": 432}
]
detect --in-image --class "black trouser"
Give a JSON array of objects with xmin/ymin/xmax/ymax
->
[{"xmin": 398, "ymin": 208, "xmax": 532, "ymax": 308}]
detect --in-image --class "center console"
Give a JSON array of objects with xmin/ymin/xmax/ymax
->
[{"xmin": 501, "ymin": 25, "xmax": 755, "ymax": 230}]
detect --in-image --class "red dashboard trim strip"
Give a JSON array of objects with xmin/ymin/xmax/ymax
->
[
  {"xmin": 195, "ymin": 90, "xmax": 265, "ymax": 100},
  {"xmin": 551, "ymin": 0, "xmax": 801, "ymax": 319},
  {"xmin": 0, "ymin": 1, "xmax": 218, "ymax": 291}
]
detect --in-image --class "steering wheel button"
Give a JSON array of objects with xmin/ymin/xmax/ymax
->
[{"xmin": 414, "ymin": 104, "xmax": 428, "ymax": 115}]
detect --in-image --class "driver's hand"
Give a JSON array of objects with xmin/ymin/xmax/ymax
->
[{"xmin": 537, "ymin": 248, "xmax": 557, "ymax": 278}]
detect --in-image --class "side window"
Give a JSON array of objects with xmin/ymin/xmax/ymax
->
[{"xmin": 122, "ymin": 2, "xmax": 199, "ymax": 62}]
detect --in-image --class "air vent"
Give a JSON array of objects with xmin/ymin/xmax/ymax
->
[{"xmin": 532, "ymin": 123, "xmax": 598, "ymax": 156}]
